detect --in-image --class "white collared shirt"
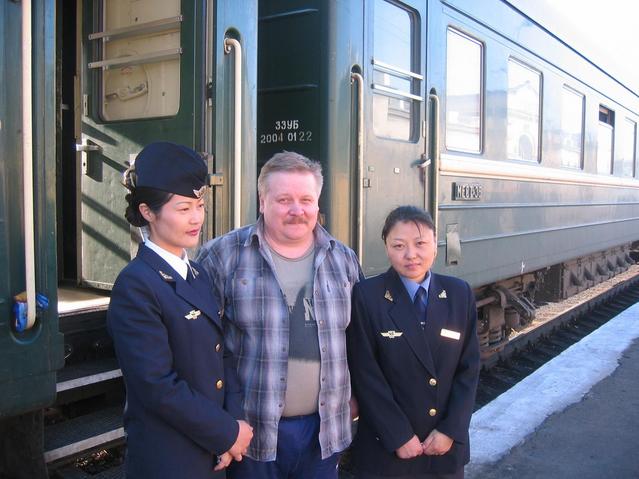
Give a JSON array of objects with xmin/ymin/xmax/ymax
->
[{"xmin": 144, "ymin": 239, "xmax": 190, "ymax": 280}]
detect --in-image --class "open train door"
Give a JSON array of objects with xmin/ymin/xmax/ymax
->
[
  {"xmin": 358, "ymin": 0, "xmax": 428, "ymax": 276},
  {"xmin": 76, "ymin": 0, "xmax": 256, "ymax": 289}
]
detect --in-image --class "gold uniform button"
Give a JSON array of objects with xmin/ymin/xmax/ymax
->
[
  {"xmin": 429, "ymin": 378, "xmax": 437, "ymax": 387},
  {"xmin": 215, "ymin": 343, "xmax": 222, "ymax": 352},
  {"xmin": 216, "ymin": 380, "xmax": 224, "ymax": 390},
  {"xmin": 429, "ymin": 408, "xmax": 437, "ymax": 417}
]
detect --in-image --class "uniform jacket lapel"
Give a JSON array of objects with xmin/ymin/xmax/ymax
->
[
  {"xmin": 137, "ymin": 244, "xmax": 221, "ymax": 328},
  {"xmin": 384, "ymin": 268, "xmax": 437, "ymax": 377}
]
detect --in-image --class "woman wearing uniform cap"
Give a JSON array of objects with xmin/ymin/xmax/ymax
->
[{"xmin": 107, "ymin": 142, "xmax": 253, "ymax": 478}]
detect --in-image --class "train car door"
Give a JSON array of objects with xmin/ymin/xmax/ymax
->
[
  {"xmin": 360, "ymin": 0, "xmax": 428, "ymax": 276},
  {"xmin": 75, "ymin": 0, "xmax": 256, "ymax": 289}
]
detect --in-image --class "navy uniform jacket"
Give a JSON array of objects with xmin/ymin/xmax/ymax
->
[
  {"xmin": 107, "ymin": 244, "xmax": 241, "ymax": 478},
  {"xmin": 346, "ymin": 268, "xmax": 480, "ymax": 476}
]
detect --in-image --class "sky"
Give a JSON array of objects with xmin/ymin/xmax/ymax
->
[{"xmin": 508, "ymin": 0, "xmax": 639, "ymax": 95}]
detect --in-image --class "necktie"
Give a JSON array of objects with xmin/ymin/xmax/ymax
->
[
  {"xmin": 413, "ymin": 286, "xmax": 427, "ymax": 329},
  {"xmin": 186, "ymin": 264, "xmax": 196, "ymax": 284}
]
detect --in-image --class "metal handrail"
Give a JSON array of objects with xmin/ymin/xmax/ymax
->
[
  {"xmin": 429, "ymin": 93, "xmax": 441, "ymax": 236},
  {"xmin": 88, "ymin": 15, "xmax": 183, "ymax": 42},
  {"xmin": 21, "ymin": 0, "xmax": 36, "ymax": 330},
  {"xmin": 351, "ymin": 72, "xmax": 364, "ymax": 262},
  {"xmin": 371, "ymin": 83, "xmax": 423, "ymax": 102},
  {"xmin": 88, "ymin": 48, "xmax": 182, "ymax": 70},
  {"xmin": 224, "ymin": 38, "xmax": 242, "ymax": 229},
  {"xmin": 372, "ymin": 59, "xmax": 424, "ymax": 80}
]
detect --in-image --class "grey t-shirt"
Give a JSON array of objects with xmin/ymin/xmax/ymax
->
[{"xmin": 269, "ymin": 245, "xmax": 320, "ymax": 416}]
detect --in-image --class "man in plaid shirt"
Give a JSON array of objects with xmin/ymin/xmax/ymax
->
[{"xmin": 197, "ymin": 152, "xmax": 362, "ymax": 478}]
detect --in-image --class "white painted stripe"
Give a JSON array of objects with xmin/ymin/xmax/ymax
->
[
  {"xmin": 56, "ymin": 369, "xmax": 122, "ymax": 393},
  {"xmin": 440, "ymin": 153, "xmax": 639, "ymax": 189},
  {"xmin": 44, "ymin": 427, "xmax": 125, "ymax": 463},
  {"xmin": 469, "ymin": 301, "xmax": 639, "ymax": 466}
]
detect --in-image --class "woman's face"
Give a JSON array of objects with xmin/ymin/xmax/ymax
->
[
  {"xmin": 384, "ymin": 220, "xmax": 437, "ymax": 283},
  {"xmin": 141, "ymin": 194, "xmax": 205, "ymax": 257}
]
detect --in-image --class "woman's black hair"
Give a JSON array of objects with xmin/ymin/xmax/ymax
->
[
  {"xmin": 381, "ymin": 205, "xmax": 436, "ymax": 242},
  {"xmin": 124, "ymin": 187, "xmax": 173, "ymax": 227}
]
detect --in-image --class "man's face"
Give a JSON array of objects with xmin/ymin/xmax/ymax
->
[{"xmin": 259, "ymin": 171, "xmax": 320, "ymax": 248}]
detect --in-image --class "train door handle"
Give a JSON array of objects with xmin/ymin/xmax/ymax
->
[
  {"xmin": 75, "ymin": 142, "xmax": 102, "ymax": 152},
  {"xmin": 418, "ymin": 156, "xmax": 431, "ymax": 168},
  {"xmin": 76, "ymin": 140, "xmax": 102, "ymax": 175}
]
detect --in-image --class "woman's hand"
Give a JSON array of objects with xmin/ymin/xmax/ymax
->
[
  {"xmin": 213, "ymin": 452, "xmax": 233, "ymax": 471},
  {"xmin": 227, "ymin": 420, "xmax": 253, "ymax": 461},
  {"xmin": 349, "ymin": 396, "xmax": 359, "ymax": 420},
  {"xmin": 395, "ymin": 435, "xmax": 424, "ymax": 459},
  {"xmin": 422, "ymin": 429, "xmax": 453, "ymax": 456}
]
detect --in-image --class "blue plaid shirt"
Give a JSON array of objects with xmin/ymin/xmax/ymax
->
[{"xmin": 196, "ymin": 218, "xmax": 362, "ymax": 461}]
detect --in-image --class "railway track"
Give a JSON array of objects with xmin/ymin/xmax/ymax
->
[{"xmin": 476, "ymin": 265, "xmax": 639, "ymax": 409}]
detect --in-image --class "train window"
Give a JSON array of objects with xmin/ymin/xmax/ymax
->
[
  {"xmin": 445, "ymin": 28, "xmax": 483, "ymax": 153},
  {"xmin": 91, "ymin": 0, "xmax": 182, "ymax": 121},
  {"xmin": 559, "ymin": 86, "xmax": 584, "ymax": 169},
  {"xmin": 507, "ymin": 58, "xmax": 541, "ymax": 162},
  {"xmin": 371, "ymin": 0, "xmax": 421, "ymax": 141},
  {"xmin": 597, "ymin": 106, "xmax": 614, "ymax": 174},
  {"xmin": 615, "ymin": 118, "xmax": 636, "ymax": 177}
]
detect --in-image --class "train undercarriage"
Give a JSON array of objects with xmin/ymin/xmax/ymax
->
[{"xmin": 475, "ymin": 242, "xmax": 638, "ymax": 361}]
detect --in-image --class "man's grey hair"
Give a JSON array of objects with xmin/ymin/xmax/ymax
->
[{"xmin": 257, "ymin": 151, "xmax": 323, "ymax": 198}]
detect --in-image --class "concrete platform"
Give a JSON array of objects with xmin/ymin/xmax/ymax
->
[{"xmin": 466, "ymin": 301, "xmax": 639, "ymax": 478}]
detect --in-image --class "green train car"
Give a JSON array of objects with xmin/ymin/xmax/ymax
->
[
  {"xmin": 2, "ymin": 0, "xmax": 257, "ymax": 475},
  {"xmin": 1, "ymin": 0, "xmax": 638, "ymax": 476}
]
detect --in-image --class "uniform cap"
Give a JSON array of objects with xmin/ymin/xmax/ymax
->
[{"xmin": 133, "ymin": 142, "xmax": 208, "ymax": 198}]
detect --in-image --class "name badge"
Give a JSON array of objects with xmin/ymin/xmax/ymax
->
[{"xmin": 440, "ymin": 328, "xmax": 460, "ymax": 340}]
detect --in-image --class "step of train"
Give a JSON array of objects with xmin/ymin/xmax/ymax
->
[
  {"xmin": 44, "ymin": 406, "xmax": 124, "ymax": 465},
  {"xmin": 54, "ymin": 462, "xmax": 123, "ymax": 479},
  {"xmin": 49, "ymin": 288, "xmax": 125, "ymax": 471}
]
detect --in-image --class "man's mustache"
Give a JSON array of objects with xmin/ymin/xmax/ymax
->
[{"xmin": 284, "ymin": 217, "xmax": 308, "ymax": 225}]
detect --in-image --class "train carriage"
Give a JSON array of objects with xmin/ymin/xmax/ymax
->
[
  {"xmin": 257, "ymin": 0, "xmax": 639, "ymax": 348},
  {"xmin": 1, "ymin": 0, "xmax": 638, "ymax": 476}
]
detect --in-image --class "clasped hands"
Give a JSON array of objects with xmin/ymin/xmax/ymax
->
[
  {"xmin": 395, "ymin": 430, "xmax": 453, "ymax": 459},
  {"xmin": 214, "ymin": 420, "xmax": 253, "ymax": 471}
]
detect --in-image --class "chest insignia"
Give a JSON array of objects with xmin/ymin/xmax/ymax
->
[
  {"xmin": 380, "ymin": 330, "xmax": 403, "ymax": 339},
  {"xmin": 384, "ymin": 290, "xmax": 394, "ymax": 302},
  {"xmin": 438, "ymin": 289, "xmax": 447, "ymax": 299},
  {"xmin": 185, "ymin": 309, "xmax": 202, "ymax": 320},
  {"xmin": 158, "ymin": 270, "xmax": 174, "ymax": 282}
]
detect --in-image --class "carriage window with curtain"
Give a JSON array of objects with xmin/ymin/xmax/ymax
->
[
  {"xmin": 445, "ymin": 28, "xmax": 483, "ymax": 153},
  {"xmin": 597, "ymin": 106, "xmax": 614, "ymax": 174},
  {"xmin": 507, "ymin": 58, "xmax": 541, "ymax": 162},
  {"xmin": 559, "ymin": 86, "xmax": 584, "ymax": 169},
  {"xmin": 91, "ymin": 0, "xmax": 182, "ymax": 121},
  {"xmin": 615, "ymin": 118, "xmax": 636, "ymax": 177},
  {"xmin": 371, "ymin": 0, "xmax": 421, "ymax": 141}
]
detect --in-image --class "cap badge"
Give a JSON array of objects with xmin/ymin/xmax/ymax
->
[{"xmin": 193, "ymin": 186, "xmax": 207, "ymax": 199}]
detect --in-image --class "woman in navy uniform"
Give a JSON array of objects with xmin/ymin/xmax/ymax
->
[
  {"xmin": 347, "ymin": 206, "xmax": 480, "ymax": 479},
  {"xmin": 107, "ymin": 142, "xmax": 252, "ymax": 478}
]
